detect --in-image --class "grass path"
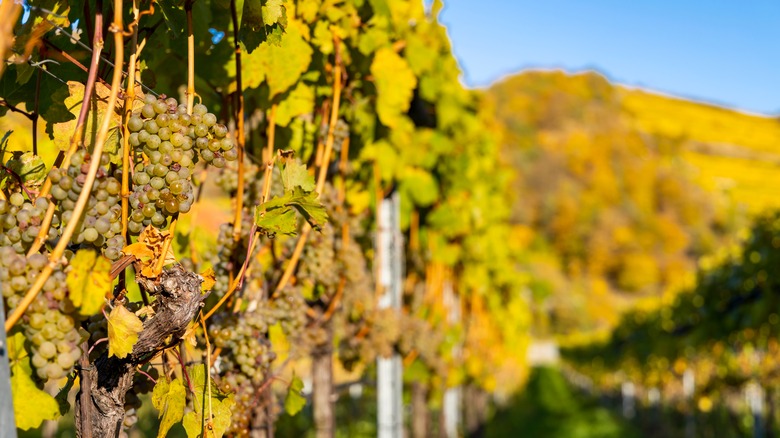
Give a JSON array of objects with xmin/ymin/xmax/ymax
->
[{"xmin": 486, "ymin": 367, "xmax": 643, "ymax": 438}]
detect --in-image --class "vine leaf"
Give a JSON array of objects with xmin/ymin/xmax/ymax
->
[
  {"xmin": 8, "ymin": 332, "xmax": 60, "ymax": 430},
  {"xmin": 152, "ymin": 377, "xmax": 187, "ymax": 438},
  {"xmin": 200, "ymin": 267, "xmax": 216, "ymax": 292},
  {"xmin": 370, "ymin": 47, "xmax": 417, "ymax": 128},
  {"xmin": 122, "ymin": 225, "xmax": 177, "ymax": 278},
  {"xmin": 275, "ymin": 82, "xmax": 314, "ymax": 127},
  {"xmin": 254, "ymin": 187, "xmax": 327, "ymax": 235},
  {"xmin": 237, "ymin": 25, "xmax": 311, "ymax": 96},
  {"xmin": 107, "ymin": 303, "xmax": 143, "ymax": 359},
  {"xmin": 51, "ymin": 81, "xmax": 114, "ymax": 150},
  {"xmin": 279, "ymin": 155, "xmax": 315, "ymax": 192},
  {"xmin": 182, "ymin": 365, "xmax": 234, "ymax": 438},
  {"xmin": 240, "ymin": 0, "xmax": 288, "ymax": 52},
  {"xmin": 284, "ymin": 374, "xmax": 306, "ymax": 416},
  {"xmin": 67, "ymin": 249, "xmax": 112, "ymax": 316},
  {"xmin": 255, "ymin": 157, "xmax": 326, "ymax": 235},
  {"xmin": 4, "ymin": 151, "xmax": 47, "ymax": 189}
]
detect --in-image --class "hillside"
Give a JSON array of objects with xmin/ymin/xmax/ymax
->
[{"xmin": 487, "ymin": 70, "xmax": 780, "ymax": 334}]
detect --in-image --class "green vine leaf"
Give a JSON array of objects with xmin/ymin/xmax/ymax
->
[
  {"xmin": 182, "ymin": 365, "xmax": 234, "ymax": 438},
  {"xmin": 255, "ymin": 186, "xmax": 328, "ymax": 235},
  {"xmin": 279, "ymin": 156, "xmax": 315, "ymax": 192},
  {"xmin": 240, "ymin": 0, "xmax": 288, "ymax": 52},
  {"xmin": 152, "ymin": 377, "xmax": 187, "ymax": 438},
  {"xmin": 284, "ymin": 374, "xmax": 306, "ymax": 416}
]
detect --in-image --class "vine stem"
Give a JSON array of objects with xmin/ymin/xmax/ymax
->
[
  {"xmin": 0, "ymin": 0, "xmax": 21, "ymax": 80},
  {"xmin": 32, "ymin": 69, "xmax": 42, "ymax": 156},
  {"xmin": 185, "ymin": 0, "xmax": 195, "ymax": 113},
  {"xmin": 230, "ymin": 0, "xmax": 245, "ymax": 240},
  {"xmin": 154, "ymin": 216, "xmax": 178, "ymax": 275},
  {"xmin": 201, "ymin": 231, "xmax": 260, "ymax": 322},
  {"xmin": 199, "ymin": 312, "xmax": 214, "ymax": 434},
  {"xmin": 6, "ymin": 3, "xmax": 125, "ymax": 333},
  {"xmin": 264, "ymin": 104, "xmax": 277, "ymax": 164},
  {"xmin": 272, "ymin": 35, "xmax": 342, "ymax": 297},
  {"xmin": 120, "ymin": 0, "xmax": 140, "ymax": 290},
  {"xmin": 27, "ymin": 6, "xmax": 106, "ymax": 256}
]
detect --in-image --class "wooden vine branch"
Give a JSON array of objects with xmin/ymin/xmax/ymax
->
[
  {"xmin": 27, "ymin": 5, "xmax": 108, "ymax": 257},
  {"xmin": 230, "ymin": 0, "xmax": 246, "ymax": 241},
  {"xmin": 5, "ymin": 0, "xmax": 123, "ymax": 332},
  {"xmin": 75, "ymin": 264, "xmax": 208, "ymax": 437}
]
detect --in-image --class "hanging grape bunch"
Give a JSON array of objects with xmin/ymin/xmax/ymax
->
[
  {"xmin": 0, "ymin": 196, "xmax": 58, "ymax": 255},
  {"xmin": 126, "ymin": 95, "xmax": 238, "ymax": 234},
  {"xmin": 48, "ymin": 149, "xmax": 124, "ymax": 260}
]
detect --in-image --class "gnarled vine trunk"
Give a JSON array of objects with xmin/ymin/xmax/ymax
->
[
  {"xmin": 249, "ymin": 388, "xmax": 275, "ymax": 438},
  {"xmin": 312, "ymin": 324, "xmax": 334, "ymax": 438},
  {"xmin": 75, "ymin": 265, "xmax": 205, "ymax": 437}
]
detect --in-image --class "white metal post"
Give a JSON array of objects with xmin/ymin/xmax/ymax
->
[
  {"xmin": 0, "ymin": 290, "xmax": 18, "ymax": 436},
  {"xmin": 442, "ymin": 280, "xmax": 460, "ymax": 437},
  {"xmin": 377, "ymin": 192, "xmax": 403, "ymax": 438}
]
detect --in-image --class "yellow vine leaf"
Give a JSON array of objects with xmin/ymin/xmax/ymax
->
[
  {"xmin": 107, "ymin": 304, "xmax": 144, "ymax": 359},
  {"xmin": 66, "ymin": 250, "xmax": 112, "ymax": 316},
  {"xmin": 200, "ymin": 267, "xmax": 216, "ymax": 292},
  {"xmin": 370, "ymin": 47, "xmax": 417, "ymax": 128},
  {"xmin": 8, "ymin": 332, "xmax": 59, "ymax": 430},
  {"xmin": 122, "ymin": 226, "xmax": 177, "ymax": 278},
  {"xmin": 152, "ymin": 377, "xmax": 187, "ymax": 438}
]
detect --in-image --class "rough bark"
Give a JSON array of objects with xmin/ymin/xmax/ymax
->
[
  {"xmin": 411, "ymin": 382, "xmax": 429, "ymax": 438},
  {"xmin": 249, "ymin": 388, "xmax": 275, "ymax": 438},
  {"xmin": 75, "ymin": 265, "xmax": 206, "ymax": 437},
  {"xmin": 464, "ymin": 384, "xmax": 488, "ymax": 438},
  {"xmin": 312, "ymin": 325, "xmax": 334, "ymax": 438}
]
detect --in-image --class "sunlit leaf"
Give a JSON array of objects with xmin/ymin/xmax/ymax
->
[
  {"xmin": 107, "ymin": 304, "xmax": 144, "ymax": 359},
  {"xmin": 67, "ymin": 249, "xmax": 112, "ymax": 316},
  {"xmin": 370, "ymin": 48, "xmax": 417, "ymax": 128},
  {"xmin": 152, "ymin": 377, "xmax": 187, "ymax": 438}
]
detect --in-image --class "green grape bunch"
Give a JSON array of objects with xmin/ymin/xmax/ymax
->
[
  {"xmin": 49, "ymin": 149, "xmax": 124, "ymax": 260},
  {"xmin": 126, "ymin": 94, "xmax": 238, "ymax": 234}
]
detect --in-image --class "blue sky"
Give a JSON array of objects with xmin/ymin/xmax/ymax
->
[{"xmin": 438, "ymin": 1, "xmax": 780, "ymax": 115}]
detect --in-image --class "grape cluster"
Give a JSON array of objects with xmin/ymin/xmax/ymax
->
[
  {"xmin": 0, "ymin": 248, "xmax": 81, "ymax": 381},
  {"xmin": 0, "ymin": 196, "xmax": 59, "ymax": 255},
  {"xmin": 49, "ymin": 149, "xmax": 124, "ymax": 260},
  {"xmin": 319, "ymin": 119, "xmax": 350, "ymax": 153},
  {"xmin": 211, "ymin": 308, "xmax": 277, "ymax": 438},
  {"xmin": 126, "ymin": 95, "xmax": 237, "ymax": 234},
  {"xmin": 25, "ymin": 298, "xmax": 82, "ymax": 382},
  {"xmin": 267, "ymin": 285, "xmax": 307, "ymax": 337},
  {"xmin": 210, "ymin": 311, "xmax": 275, "ymax": 385},
  {"xmin": 215, "ymin": 162, "xmax": 262, "ymax": 198},
  {"xmin": 297, "ymin": 223, "xmax": 339, "ymax": 296}
]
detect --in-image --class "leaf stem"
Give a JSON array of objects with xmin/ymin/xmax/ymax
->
[{"xmin": 6, "ymin": 0, "xmax": 125, "ymax": 332}]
